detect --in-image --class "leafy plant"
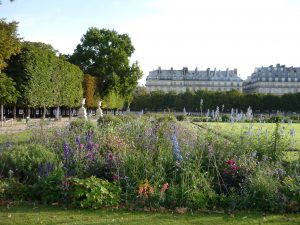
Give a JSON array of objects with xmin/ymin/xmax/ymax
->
[
  {"xmin": 0, "ymin": 144, "xmax": 57, "ymax": 183},
  {"xmin": 31, "ymin": 170, "xmax": 65, "ymax": 203},
  {"xmin": 69, "ymin": 176, "xmax": 121, "ymax": 209},
  {"xmin": 0, "ymin": 178, "xmax": 29, "ymax": 200}
]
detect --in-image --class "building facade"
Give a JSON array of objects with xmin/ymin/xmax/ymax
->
[
  {"xmin": 145, "ymin": 67, "xmax": 243, "ymax": 93},
  {"xmin": 243, "ymin": 64, "xmax": 300, "ymax": 95}
]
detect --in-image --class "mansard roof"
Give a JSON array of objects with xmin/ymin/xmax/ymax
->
[
  {"xmin": 244, "ymin": 64, "xmax": 300, "ymax": 84},
  {"xmin": 146, "ymin": 67, "xmax": 243, "ymax": 82}
]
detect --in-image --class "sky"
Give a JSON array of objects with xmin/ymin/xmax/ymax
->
[{"xmin": 1, "ymin": 0, "xmax": 300, "ymax": 84}]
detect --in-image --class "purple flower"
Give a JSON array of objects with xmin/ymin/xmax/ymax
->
[
  {"xmin": 75, "ymin": 136, "xmax": 81, "ymax": 145},
  {"xmin": 63, "ymin": 142, "xmax": 70, "ymax": 160},
  {"xmin": 86, "ymin": 131, "xmax": 93, "ymax": 142}
]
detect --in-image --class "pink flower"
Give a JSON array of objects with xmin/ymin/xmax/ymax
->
[
  {"xmin": 160, "ymin": 182, "xmax": 169, "ymax": 193},
  {"xmin": 80, "ymin": 144, "xmax": 84, "ymax": 149},
  {"xmin": 227, "ymin": 160, "xmax": 235, "ymax": 165},
  {"xmin": 94, "ymin": 143, "xmax": 99, "ymax": 148},
  {"xmin": 113, "ymin": 175, "xmax": 120, "ymax": 181},
  {"xmin": 231, "ymin": 165, "xmax": 238, "ymax": 171}
]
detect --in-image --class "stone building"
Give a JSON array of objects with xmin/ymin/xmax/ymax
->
[
  {"xmin": 145, "ymin": 67, "xmax": 243, "ymax": 93},
  {"xmin": 243, "ymin": 64, "xmax": 300, "ymax": 95}
]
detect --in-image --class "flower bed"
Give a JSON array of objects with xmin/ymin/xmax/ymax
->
[{"xmin": 0, "ymin": 114, "xmax": 299, "ymax": 212}]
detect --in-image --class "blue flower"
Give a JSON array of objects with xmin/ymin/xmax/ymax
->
[
  {"xmin": 171, "ymin": 135, "xmax": 180, "ymax": 154},
  {"xmin": 171, "ymin": 134, "xmax": 183, "ymax": 162}
]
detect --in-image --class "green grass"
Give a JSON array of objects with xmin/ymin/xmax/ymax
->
[
  {"xmin": 0, "ymin": 204, "xmax": 299, "ymax": 225},
  {"xmin": 196, "ymin": 122, "xmax": 300, "ymax": 149},
  {"xmin": 0, "ymin": 130, "xmax": 32, "ymax": 144}
]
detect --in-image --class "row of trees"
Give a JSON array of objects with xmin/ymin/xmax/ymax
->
[
  {"xmin": 130, "ymin": 88, "xmax": 300, "ymax": 113},
  {"xmin": 5, "ymin": 42, "xmax": 84, "ymax": 119},
  {"xmin": 0, "ymin": 19, "xmax": 143, "ymax": 119}
]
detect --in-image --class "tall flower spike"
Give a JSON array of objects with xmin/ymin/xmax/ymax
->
[{"xmin": 63, "ymin": 142, "xmax": 70, "ymax": 160}]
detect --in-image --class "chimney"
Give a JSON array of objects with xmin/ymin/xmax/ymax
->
[
  {"xmin": 234, "ymin": 68, "xmax": 237, "ymax": 75},
  {"xmin": 207, "ymin": 68, "xmax": 210, "ymax": 76}
]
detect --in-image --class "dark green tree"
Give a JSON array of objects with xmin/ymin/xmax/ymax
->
[
  {"xmin": 0, "ymin": 73, "xmax": 19, "ymax": 124},
  {"xmin": 5, "ymin": 42, "xmax": 83, "ymax": 119},
  {"xmin": 0, "ymin": 19, "xmax": 21, "ymax": 71},
  {"xmin": 69, "ymin": 28, "xmax": 142, "ymax": 109}
]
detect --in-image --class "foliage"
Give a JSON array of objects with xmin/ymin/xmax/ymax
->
[
  {"xmin": 102, "ymin": 90, "xmax": 124, "ymax": 109},
  {"xmin": 5, "ymin": 41, "xmax": 83, "ymax": 111},
  {"xmin": 246, "ymin": 171, "xmax": 282, "ymax": 212},
  {"xmin": 31, "ymin": 170, "xmax": 65, "ymax": 203},
  {"xmin": 131, "ymin": 88, "xmax": 300, "ymax": 113},
  {"xmin": 0, "ymin": 19, "xmax": 21, "ymax": 71},
  {"xmin": 83, "ymin": 74, "xmax": 99, "ymax": 108},
  {"xmin": 69, "ymin": 176, "xmax": 121, "ymax": 209},
  {"xmin": 0, "ymin": 178, "xmax": 29, "ymax": 200},
  {"xmin": 68, "ymin": 118, "xmax": 96, "ymax": 132},
  {"xmin": 69, "ymin": 28, "xmax": 142, "ymax": 108},
  {"xmin": 0, "ymin": 72, "xmax": 19, "ymax": 114},
  {"xmin": 176, "ymin": 114, "xmax": 186, "ymax": 121},
  {"xmin": 1, "ymin": 116, "xmax": 299, "ymax": 213},
  {"xmin": 0, "ymin": 144, "xmax": 57, "ymax": 183}
]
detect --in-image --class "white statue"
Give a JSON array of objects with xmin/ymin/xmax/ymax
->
[
  {"xmin": 96, "ymin": 100, "xmax": 103, "ymax": 118},
  {"xmin": 78, "ymin": 98, "xmax": 87, "ymax": 119},
  {"xmin": 81, "ymin": 98, "xmax": 86, "ymax": 106}
]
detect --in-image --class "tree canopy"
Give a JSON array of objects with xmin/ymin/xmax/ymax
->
[
  {"xmin": 130, "ymin": 89, "xmax": 300, "ymax": 113},
  {"xmin": 0, "ymin": 19, "xmax": 21, "ymax": 71},
  {"xmin": 0, "ymin": 72, "xmax": 18, "ymax": 105},
  {"xmin": 69, "ymin": 28, "xmax": 142, "ymax": 109},
  {"xmin": 5, "ymin": 42, "xmax": 83, "ymax": 115}
]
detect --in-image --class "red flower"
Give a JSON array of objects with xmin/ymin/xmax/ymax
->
[{"xmin": 227, "ymin": 160, "xmax": 235, "ymax": 165}]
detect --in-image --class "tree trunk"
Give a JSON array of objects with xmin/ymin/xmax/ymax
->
[
  {"xmin": 69, "ymin": 107, "xmax": 71, "ymax": 120},
  {"xmin": 27, "ymin": 108, "xmax": 30, "ymax": 118},
  {"xmin": 0, "ymin": 104, "xmax": 3, "ymax": 127},
  {"xmin": 13, "ymin": 106, "xmax": 16, "ymax": 120},
  {"xmin": 55, "ymin": 106, "xmax": 60, "ymax": 120},
  {"xmin": 42, "ymin": 105, "xmax": 46, "ymax": 120}
]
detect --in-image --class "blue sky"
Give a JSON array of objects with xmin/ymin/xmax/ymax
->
[{"xmin": 1, "ymin": 0, "xmax": 300, "ymax": 84}]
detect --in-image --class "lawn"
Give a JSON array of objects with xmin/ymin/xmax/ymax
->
[
  {"xmin": 195, "ymin": 122, "xmax": 300, "ymax": 149},
  {"xmin": 0, "ymin": 204, "xmax": 300, "ymax": 225},
  {"xmin": 0, "ymin": 130, "xmax": 32, "ymax": 145}
]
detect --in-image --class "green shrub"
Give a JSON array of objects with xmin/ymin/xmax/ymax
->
[
  {"xmin": 69, "ymin": 119, "xmax": 96, "ymax": 131},
  {"xmin": 69, "ymin": 176, "xmax": 121, "ymax": 209},
  {"xmin": 268, "ymin": 115, "xmax": 284, "ymax": 123},
  {"xmin": 282, "ymin": 175, "xmax": 300, "ymax": 212},
  {"xmin": 0, "ymin": 144, "xmax": 57, "ymax": 183},
  {"xmin": 246, "ymin": 172, "xmax": 281, "ymax": 212},
  {"xmin": 176, "ymin": 114, "xmax": 186, "ymax": 121},
  {"xmin": 221, "ymin": 115, "xmax": 230, "ymax": 122},
  {"xmin": 191, "ymin": 117, "xmax": 210, "ymax": 122},
  {"xmin": 98, "ymin": 115, "xmax": 122, "ymax": 126},
  {"xmin": 31, "ymin": 170, "xmax": 65, "ymax": 203},
  {"xmin": 156, "ymin": 114, "xmax": 176, "ymax": 123},
  {"xmin": 0, "ymin": 179, "xmax": 30, "ymax": 200}
]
